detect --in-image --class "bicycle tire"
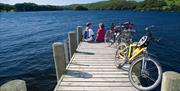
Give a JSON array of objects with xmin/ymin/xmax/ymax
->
[
  {"xmin": 114, "ymin": 42, "xmax": 128, "ymax": 68},
  {"xmin": 105, "ymin": 31, "xmax": 114, "ymax": 46},
  {"xmin": 114, "ymin": 35, "xmax": 122, "ymax": 48},
  {"xmin": 128, "ymin": 56, "xmax": 162, "ymax": 91}
]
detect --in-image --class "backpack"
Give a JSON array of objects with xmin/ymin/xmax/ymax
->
[{"xmin": 84, "ymin": 30, "xmax": 89, "ymax": 39}]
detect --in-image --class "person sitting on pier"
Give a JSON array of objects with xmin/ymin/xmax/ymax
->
[
  {"xmin": 83, "ymin": 22, "xmax": 94, "ymax": 42},
  {"xmin": 96, "ymin": 23, "xmax": 105, "ymax": 42}
]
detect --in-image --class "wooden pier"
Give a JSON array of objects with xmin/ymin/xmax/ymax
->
[
  {"xmin": 53, "ymin": 42, "xmax": 138, "ymax": 91},
  {"xmin": 52, "ymin": 26, "xmax": 180, "ymax": 91}
]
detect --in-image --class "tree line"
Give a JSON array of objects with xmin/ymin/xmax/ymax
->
[
  {"xmin": 0, "ymin": 3, "xmax": 63, "ymax": 12},
  {"xmin": 78, "ymin": 0, "xmax": 180, "ymax": 11},
  {"xmin": 0, "ymin": 0, "xmax": 180, "ymax": 12}
]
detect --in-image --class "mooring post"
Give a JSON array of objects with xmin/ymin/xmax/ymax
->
[
  {"xmin": 0, "ymin": 80, "xmax": 27, "ymax": 91},
  {"xmin": 77, "ymin": 26, "xmax": 83, "ymax": 44},
  {"xmin": 161, "ymin": 71, "xmax": 180, "ymax": 91},
  {"xmin": 63, "ymin": 40, "xmax": 69, "ymax": 65},
  {"xmin": 52, "ymin": 42, "xmax": 66, "ymax": 81},
  {"xmin": 68, "ymin": 31, "xmax": 77, "ymax": 58}
]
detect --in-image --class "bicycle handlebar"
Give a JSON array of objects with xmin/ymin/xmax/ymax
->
[
  {"xmin": 144, "ymin": 25, "xmax": 155, "ymax": 37},
  {"xmin": 145, "ymin": 25, "xmax": 155, "ymax": 31},
  {"xmin": 144, "ymin": 25, "xmax": 162, "ymax": 44}
]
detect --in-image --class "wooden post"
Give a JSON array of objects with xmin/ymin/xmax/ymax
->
[
  {"xmin": 52, "ymin": 42, "xmax": 66, "ymax": 81},
  {"xmin": 63, "ymin": 40, "xmax": 69, "ymax": 65},
  {"xmin": 77, "ymin": 26, "xmax": 82, "ymax": 44},
  {"xmin": 68, "ymin": 31, "xmax": 77, "ymax": 58},
  {"xmin": 161, "ymin": 71, "xmax": 180, "ymax": 91},
  {"xmin": 0, "ymin": 80, "xmax": 27, "ymax": 91}
]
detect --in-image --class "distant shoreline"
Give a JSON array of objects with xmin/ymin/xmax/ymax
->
[
  {"xmin": 0, "ymin": 10, "xmax": 179, "ymax": 13},
  {"xmin": 1, "ymin": 9, "xmax": 179, "ymax": 13}
]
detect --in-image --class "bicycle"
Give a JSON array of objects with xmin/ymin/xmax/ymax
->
[
  {"xmin": 114, "ymin": 25, "xmax": 162, "ymax": 91},
  {"xmin": 105, "ymin": 25, "xmax": 135, "ymax": 48},
  {"xmin": 115, "ymin": 28, "xmax": 135, "ymax": 46}
]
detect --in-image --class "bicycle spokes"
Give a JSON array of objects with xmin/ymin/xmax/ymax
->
[{"xmin": 129, "ymin": 57, "xmax": 162, "ymax": 90}]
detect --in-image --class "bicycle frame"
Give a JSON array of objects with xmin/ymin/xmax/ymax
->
[
  {"xmin": 127, "ymin": 43, "xmax": 146, "ymax": 62},
  {"xmin": 127, "ymin": 44, "xmax": 149, "ymax": 77}
]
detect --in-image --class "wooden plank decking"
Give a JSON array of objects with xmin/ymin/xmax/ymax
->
[{"xmin": 54, "ymin": 42, "xmax": 138, "ymax": 91}]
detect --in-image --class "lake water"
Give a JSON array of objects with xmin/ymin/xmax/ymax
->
[{"xmin": 0, "ymin": 11, "xmax": 180, "ymax": 91}]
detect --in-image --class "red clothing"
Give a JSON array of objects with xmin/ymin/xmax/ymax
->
[
  {"xmin": 123, "ymin": 22, "xmax": 133, "ymax": 29},
  {"xmin": 96, "ymin": 28, "xmax": 105, "ymax": 42}
]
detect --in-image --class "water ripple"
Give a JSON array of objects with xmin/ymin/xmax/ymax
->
[{"xmin": 0, "ymin": 11, "xmax": 180, "ymax": 91}]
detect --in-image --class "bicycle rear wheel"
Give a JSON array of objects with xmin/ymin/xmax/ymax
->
[
  {"xmin": 114, "ymin": 42, "xmax": 128, "ymax": 68},
  {"xmin": 128, "ymin": 56, "xmax": 162, "ymax": 91}
]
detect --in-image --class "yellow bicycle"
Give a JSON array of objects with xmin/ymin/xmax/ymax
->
[{"xmin": 114, "ymin": 26, "xmax": 162, "ymax": 91}]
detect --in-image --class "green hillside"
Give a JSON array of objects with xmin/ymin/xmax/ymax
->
[
  {"xmin": 0, "ymin": 0, "xmax": 180, "ymax": 12},
  {"xmin": 64, "ymin": 0, "xmax": 180, "ymax": 11}
]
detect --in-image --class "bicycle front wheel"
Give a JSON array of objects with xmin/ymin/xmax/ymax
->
[
  {"xmin": 105, "ymin": 31, "xmax": 114, "ymax": 46},
  {"xmin": 128, "ymin": 56, "xmax": 162, "ymax": 91}
]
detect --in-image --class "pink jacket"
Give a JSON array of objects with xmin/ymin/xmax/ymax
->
[{"xmin": 96, "ymin": 28, "xmax": 105, "ymax": 42}]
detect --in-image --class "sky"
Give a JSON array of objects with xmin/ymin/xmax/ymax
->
[{"xmin": 0, "ymin": 0, "xmax": 143, "ymax": 6}]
